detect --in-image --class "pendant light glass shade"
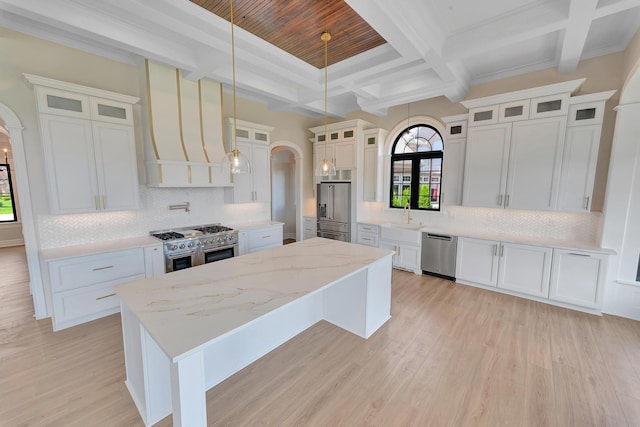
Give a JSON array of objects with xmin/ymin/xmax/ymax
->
[
  {"xmin": 315, "ymin": 157, "xmax": 336, "ymax": 177},
  {"xmin": 223, "ymin": 147, "xmax": 251, "ymax": 174},
  {"xmin": 222, "ymin": 0, "xmax": 250, "ymax": 175},
  {"xmin": 315, "ymin": 31, "xmax": 336, "ymax": 178}
]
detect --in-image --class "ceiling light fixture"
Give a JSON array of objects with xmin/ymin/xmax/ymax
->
[
  {"xmin": 315, "ymin": 31, "xmax": 336, "ymax": 178},
  {"xmin": 222, "ymin": 0, "xmax": 251, "ymax": 175}
]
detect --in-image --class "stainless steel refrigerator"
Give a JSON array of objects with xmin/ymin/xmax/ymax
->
[{"xmin": 317, "ymin": 182, "xmax": 351, "ymax": 242}]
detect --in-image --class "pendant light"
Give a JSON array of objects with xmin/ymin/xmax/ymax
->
[
  {"xmin": 222, "ymin": 0, "xmax": 251, "ymax": 175},
  {"xmin": 315, "ymin": 31, "xmax": 336, "ymax": 178}
]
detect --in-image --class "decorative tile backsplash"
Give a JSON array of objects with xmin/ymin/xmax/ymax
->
[
  {"xmin": 38, "ymin": 186, "xmax": 270, "ymax": 249},
  {"xmin": 362, "ymin": 203, "xmax": 602, "ymax": 243}
]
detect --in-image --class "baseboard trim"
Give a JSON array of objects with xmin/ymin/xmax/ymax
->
[{"xmin": 0, "ymin": 239, "xmax": 24, "ymax": 248}]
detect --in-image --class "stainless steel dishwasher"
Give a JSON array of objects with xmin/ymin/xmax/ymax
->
[{"xmin": 421, "ymin": 232, "xmax": 458, "ymax": 280}]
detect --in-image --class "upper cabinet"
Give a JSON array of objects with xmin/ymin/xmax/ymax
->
[
  {"xmin": 362, "ymin": 128, "xmax": 387, "ymax": 202},
  {"xmin": 441, "ymin": 114, "xmax": 467, "ymax": 206},
  {"xmin": 224, "ymin": 119, "xmax": 274, "ymax": 204},
  {"xmin": 557, "ymin": 91, "xmax": 615, "ymax": 212},
  {"xmin": 25, "ymin": 74, "xmax": 140, "ymax": 214},
  {"xmin": 460, "ymin": 79, "xmax": 615, "ymax": 212},
  {"xmin": 142, "ymin": 60, "xmax": 231, "ymax": 188}
]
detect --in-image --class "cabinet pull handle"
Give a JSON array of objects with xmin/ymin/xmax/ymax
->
[
  {"xmin": 569, "ymin": 252, "xmax": 590, "ymax": 257},
  {"xmin": 493, "ymin": 244, "xmax": 497, "ymax": 256},
  {"xmin": 500, "ymin": 245, "xmax": 504, "ymax": 257},
  {"xmin": 363, "ymin": 237, "xmax": 372, "ymax": 241},
  {"xmin": 94, "ymin": 196, "xmax": 99, "ymax": 210},
  {"xmin": 93, "ymin": 265, "xmax": 114, "ymax": 271},
  {"xmin": 96, "ymin": 293, "xmax": 116, "ymax": 300},
  {"xmin": 102, "ymin": 195, "xmax": 106, "ymax": 209},
  {"xmin": 505, "ymin": 195, "xmax": 510, "ymax": 207},
  {"xmin": 497, "ymin": 194, "xmax": 503, "ymax": 206},
  {"xmin": 262, "ymin": 235, "xmax": 272, "ymax": 239},
  {"xmin": 584, "ymin": 196, "xmax": 590, "ymax": 210}
]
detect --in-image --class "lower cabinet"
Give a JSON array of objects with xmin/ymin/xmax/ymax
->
[
  {"xmin": 379, "ymin": 226, "xmax": 421, "ymax": 274},
  {"xmin": 549, "ymin": 249, "xmax": 607, "ymax": 309},
  {"xmin": 47, "ymin": 247, "xmax": 147, "ymax": 330},
  {"xmin": 456, "ymin": 237, "xmax": 552, "ymax": 298},
  {"xmin": 356, "ymin": 223, "xmax": 379, "ymax": 247},
  {"xmin": 238, "ymin": 223, "xmax": 284, "ymax": 255},
  {"xmin": 303, "ymin": 217, "xmax": 317, "ymax": 240},
  {"xmin": 456, "ymin": 236, "xmax": 607, "ymax": 312},
  {"xmin": 498, "ymin": 242, "xmax": 552, "ymax": 298}
]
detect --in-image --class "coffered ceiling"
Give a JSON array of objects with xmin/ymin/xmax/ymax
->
[{"xmin": 1, "ymin": 0, "xmax": 639, "ymax": 118}]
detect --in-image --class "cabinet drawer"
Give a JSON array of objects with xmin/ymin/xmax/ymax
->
[
  {"xmin": 357, "ymin": 223, "xmax": 380, "ymax": 236},
  {"xmin": 52, "ymin": 274, "xmax": 144, "ymax": 328},
  {"xmin": 49, "ymin": 248, "xmax": 145, "ymax": 292},
  {"xmin": 357, "ymin": 232, "xmax": 379, "ymax": 247},
  {"xmin": 247, "ymin": 226, "xmax": 283, "ymax": 251}
]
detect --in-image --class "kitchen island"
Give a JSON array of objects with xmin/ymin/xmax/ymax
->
[{"xmin": 116, "ymin": 237, "xmax": 394, "ymax": 426}]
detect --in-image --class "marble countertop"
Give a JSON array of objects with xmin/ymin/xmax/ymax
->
[
  {"xmin": 230, "ymin": 220, "xmax": 284, "ymax": 231},
  {"xmin": 358, "ymin": 219, "xmax": 615, "ymax": 254},
  {"xmin": 40, "ymin": 236, "xmax": 161, "ymax": 261},
  {"xmin": 116, "ymin": 238, "xmax": 393, "ymax": 361}
]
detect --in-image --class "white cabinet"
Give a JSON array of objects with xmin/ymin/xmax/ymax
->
[
  {"xmin": 462, "ymin": 117, "xmax": 566, "ymax": 210},
  {"xmin": 144, "ymin": 244, "xmax": 165, "ymax": 277},
  {"xmin": 456, "ymin": 237, "xmax": 552, "ymax": 298},
  {"xmin": 238, "ymin": 223, "xmax": 284, "ymax": 255},
  {"xmin": 498, "ymin": 242, "xmax": 552, "ymax": 298},
  {"xmin": 334, "ymin": 141, "xmax": 357, "ymax": 169},
  {"xmin": 441, "ymin": 115, "xmax": 467, "ymax": 206},
  {"xmin": 362, "ymin": 128, "xmax": 387, "ymax": 202},
  {"xmin": 47, "ymin": 248, "xmax": 146, "ymax": 330},
  {"xmin": 356, "ymin": 223, "xmax": 380, "ymax": 247},
  {"xmin": 379, "ymin": 226, "xmax": 421, "ymax": 273},
  {"xmin": 549, "ymin": 249, "xmax": 607, "ymax": 309},
  {"xmin": 456, "ymin": 237, "xmax": 499, "ymax": 286},
  {"xmin": 303, "ymin": 217, "xmax": 317, "ymax": 240},
  {"xmin": 310, "ymin": 119, "xmax": 374, "ymax": 176},
  {"xmin": 462, "ymin": 123, "xmax": 511, "ymax": 208},
  {"xmin": 557, "ymin": 91, "xmax": 615, "ymax": 212},
  {"xmin": 506, "ymin": 117, "xmax": 565, "ymax": 210},
  {"xmin": 225, "ymin": 120, "xmax": 274, "ymax": 203},
  {"xmin": 28, "ymin": 79, "xmax": 140, "ymax": 214}
]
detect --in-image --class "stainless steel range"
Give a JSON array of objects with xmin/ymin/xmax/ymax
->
[{"xmin": 151, "ymin": 223, "xmax": 239, "ymax": 273}]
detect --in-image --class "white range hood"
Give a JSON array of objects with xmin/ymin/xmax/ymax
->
[{"xmin": 143, "ymin": 59, "xmax": 231, "ymax": 187}]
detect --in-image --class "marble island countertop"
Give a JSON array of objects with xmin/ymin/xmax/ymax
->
[
  {"xmin": 115, "ymin": 238, "xmax": 394, "ymax": 361},
  {"xmin": 359, "ymin": 219, "xmax": 615, "ymax": 254}
]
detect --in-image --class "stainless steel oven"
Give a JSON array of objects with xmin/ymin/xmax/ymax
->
[
  {"xmin": 151, "ymin": 224, "xmax": 239, "ymax": 273},
  {"xmin": 202, "ymin": 244, "xmax": 238, "ymax": 264},
  {"xmin": 166, "ymin": 248, "xmax": 199, "ymax": 273}
]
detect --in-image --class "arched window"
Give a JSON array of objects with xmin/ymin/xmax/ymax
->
[{"xmin": 390, "ymin": 124, "xmax": 443, "ymax": 211}]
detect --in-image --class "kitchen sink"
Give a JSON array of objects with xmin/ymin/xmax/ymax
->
[{"xmin": 380, "ymin": 223, "xmax": 422, "ymax": 244}]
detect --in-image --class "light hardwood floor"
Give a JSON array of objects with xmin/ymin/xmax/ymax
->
[{"xmin": 1, "ymin": 245, "xmax": 640, "ymax": 426}]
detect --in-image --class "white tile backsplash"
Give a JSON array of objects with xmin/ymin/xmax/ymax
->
[
  {"xmin": 361, "ymin": 203, "xmax": 602, "ymax": 243},
  {"xmin": 38, "ymin": 186, "xmax": 270, "ymax": 249}
]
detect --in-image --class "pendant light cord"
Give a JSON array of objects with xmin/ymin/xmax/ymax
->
[
  {"xmin": 230, "ymin": 0, "xmax": 237, "ymax": 155},
  {"xmin": 323, "ymin": 32, "xmax": 330, "ymax": 161}
]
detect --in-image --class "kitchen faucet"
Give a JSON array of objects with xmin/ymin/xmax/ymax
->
[{"xmin": 404, "ymin": 202, "xmax": 412, "ymax": 224}]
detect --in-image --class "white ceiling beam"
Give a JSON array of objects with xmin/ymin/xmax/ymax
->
[
  {"xmin": 558, "ymin": 0, "xmax": 598, "ymax": 73},
  {"xmin": 595, "ymin": 0, "xmax": 640, "ymax": 18},
  {"xmin": 445, "ymin": 4, "xmax": 566, "ymax": 61}
]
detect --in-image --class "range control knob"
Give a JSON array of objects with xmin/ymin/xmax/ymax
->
[
  {"xmin": 179, "ymin": 244, "xmax": 185, "ymax": 249},
  {"xmin": 187, "ymin": 242, "xmax": 195, "ymax": 248},
  {"xmin": 170, "ymin": 245, "xmax": 178, "ymax": 251}
]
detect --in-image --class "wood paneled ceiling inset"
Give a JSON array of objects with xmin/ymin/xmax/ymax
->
[{"xmin": 190, "ymin": 0, "xmax": 387, "ymax": 69}]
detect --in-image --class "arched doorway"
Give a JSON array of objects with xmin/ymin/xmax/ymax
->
[
  {"xmin": 0, "ymin": 102, "xmax": 45, "ymax": 318},
  {"xmin": 270, "ymin": 141, "xmax": 303, "ymax": 242}
]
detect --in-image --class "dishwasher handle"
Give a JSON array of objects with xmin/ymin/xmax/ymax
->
[{"xmin": 426, "ymin": 233, "xmax": 453, "ymax": 241}]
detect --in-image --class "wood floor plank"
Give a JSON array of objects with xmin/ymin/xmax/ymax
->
[{"xmin": 1, "ymin": 246, "xmax": 640, "ymax": 426}]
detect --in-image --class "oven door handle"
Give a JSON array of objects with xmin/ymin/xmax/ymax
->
[
  {"xmin": 204, "ymin": 243, "xmax": 238, "ymax": 251},
  {"xmin": 165, "ymin": 249, "xmax": 199, "ymax": 259}
]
